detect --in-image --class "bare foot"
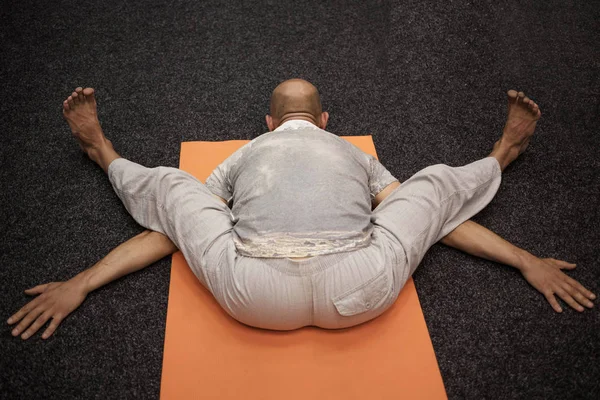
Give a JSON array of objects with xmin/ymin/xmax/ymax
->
[
  {"xmin": 62, "ymin": 88, "xmax": 120, "ymax": 172},
  {"xmin": 490, "ymin": 90, "xmax": 541, "ymax": 171}
]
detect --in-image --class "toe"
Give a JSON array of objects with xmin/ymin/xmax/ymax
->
[
  {"xmin": 507, "ymin": 90, "xmax": 518, "ymax": 103},
  {"xmin": 75, "ymin": 87, "xmax": 84, "ymax": 101},
  {"xmin": 82, "ymin": 87, "xmax": 95, "ymax": 102},
  {"xmin": 71, "ymin": 91, "xmax": 79, "ymax": 105},
  {"xmin": 532, "ymin": 103, "xmax": 541, "ymax": 118},
  {"xmin": 523, "ymin": 97, "xmax": 530, "ymax": 104},
  {"xmin": 63, "ymin": 100, "xmax": 70, "ymax": 111},
  {"xmin": 67, "ymin": 96, "xmax": 74, "ymax": 108},
  {"xmin": 517, "ymin": 91, "xmax": 525, "ymax": 103}
]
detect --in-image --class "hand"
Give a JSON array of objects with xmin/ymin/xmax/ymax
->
[
  {"xmin": 7, "ymin": 277, "xmax": 88, "ymax": 340},
  {"xmin": 520, "ymin": 257, "xmax": 596, "ymax": 313}
]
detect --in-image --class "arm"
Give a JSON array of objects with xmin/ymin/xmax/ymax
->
[
  {"xmin": 439, "ymin": 220, "xmax": 596, "ymax": 313},
  {"xmin": 373, "ymin": 181, "xmax": 596, "ymax": 313},
  {"xmin": 372, "ymin": 180, "xmax": 401, "ymax": 209},
  {"xmin": 215, "ymin": 195, "xmax": 228, "ymax": 205},
  {"xmin": 7, "ymin": 230, "xmax": 177, "ymax": 340},
  {"xmin": 205, "ymin": 140, "xmax": 254, "ymax": 205},
  {"xmin": 439, "ymin": 220, "xmax": 526, "ymax": 270},
  {"xmin": 78, "ymin": 229, "xmax": 178, "ymax": 292},
  {"xmin": 206, "ymin": 166, "xmax": 233, "ymax": 206}
]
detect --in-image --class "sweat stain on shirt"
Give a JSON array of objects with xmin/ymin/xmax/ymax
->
[{"xmin": 205, "ymin": 120, "xmax": 398, "ymax": 258}]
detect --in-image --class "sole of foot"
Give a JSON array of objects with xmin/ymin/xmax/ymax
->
[
  {"xmin": 62, "ymin": 87, "xmax": 110, "ymax": 159},
  {"xmin": 493, "ymin": 89, "xmax": 542, "ymax": 170}
]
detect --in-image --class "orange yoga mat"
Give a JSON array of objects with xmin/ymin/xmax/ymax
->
[{"xmin": 160, "ymin": 136, "xmax": 447, "ymax": 400}]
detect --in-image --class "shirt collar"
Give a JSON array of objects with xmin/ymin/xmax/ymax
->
[{"xmin": 273, "ymin": 119, "xmax": 320, "ymax": 132}]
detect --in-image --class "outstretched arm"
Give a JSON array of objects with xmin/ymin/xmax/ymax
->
[
  {"xmin": 373, "ymin": 181, "xmax": 596, "ymax": 313},
  {"xmin": 440, "ymin": 220, "xmax": 596, "ymax": 312},
  {"xmin": 7, "ymin": 230, "xmax": 177, "ymax": 340}
]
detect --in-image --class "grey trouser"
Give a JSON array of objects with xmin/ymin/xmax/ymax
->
[{"xmin": 108, "ymin": 157, "xmax": 501, "ymax": 330}]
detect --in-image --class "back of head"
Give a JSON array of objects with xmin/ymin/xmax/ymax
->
[{"xmin": 269, "ymin": 79, "xmax": 323, "ymax": 126}]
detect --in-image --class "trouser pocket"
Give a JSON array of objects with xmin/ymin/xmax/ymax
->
[{"xmin": 332, "ymin": 268, "xmax": 393, "ymax": 317}]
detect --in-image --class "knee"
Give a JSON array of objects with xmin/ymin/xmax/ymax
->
[
  {"xmin": 154, "ymin": 167, "xmax": 196, "ymax": 187},
  {"xmin": 411, "ymin": 164, "xmax": 460, "ymax": 201},
  {"xmin": 416, "ymin": 163, "xmax": 455, "ymax": 187},
  {"xmin": 150, "ymin": 167, "xmax": 200, "ymax": 205},
  {"xmin": 155, "ymin": 166, "xmax": 183, "ymax": 179},
  {"xmin": 420, "ymin": 163, "xmax": 453, "ymax": 177}
]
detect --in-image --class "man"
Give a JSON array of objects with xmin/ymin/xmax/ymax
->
[{"xmin": 8, "ymin": 79, "xmax": 596, "ymax": 340}]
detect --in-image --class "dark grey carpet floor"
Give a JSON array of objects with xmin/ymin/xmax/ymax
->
[{"xmin": 1, "ymin": 1, "xmax": 599, "ymax": 399}]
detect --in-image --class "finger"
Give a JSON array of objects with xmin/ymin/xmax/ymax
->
[
  {"xmin": 560, "ymin": 281, "xmax": 595, "ymax": 309},
  {"xmin": 24, "ymin": 283, "xmax": 50, "ymax": 295},
  {"xmin": 544, "ymin": 291, "xmax": 563, "ymax": 313},
  {"xmin": 554, "ymin": 285, "xmax": 585, "ymax": 312},
  {"xmin": 562, "ymin": 274, "xmax": 597, "ymax": 301},
  {"xmin": 554, "ymin": 259, "xmax": 577, "ymax": 270},
  {"xmin": 11, "ymin": 306, "xmax": 46, "ymax": 337},
  {"xmin": 7, "ymin": 297, "xmax": 44, "ymax": 325},
  {"xmin": 20, "ymin": 311, "xmax": 53, "ymax": 340},
  {"xmin": 41, "ymin": 316, "xmax": 63, "ymax": 340}
]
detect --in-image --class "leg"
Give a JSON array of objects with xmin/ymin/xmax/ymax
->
[
  {"xmin": 489, "ymin": 89, "xmax": 541, "ymax": 171},
  {"xmin": 62, "ymin": 87, "xmax": 120, "ymax": 173},
  {"xmin": 62, "ymin": 88, "xmax": 233, "ymax": 289},
  {"xmin": 372, "ymin": 89, "xmax": 541, "ymax": 276},
  {"xmin": 107, "ymin": 159, "xmax": 234, "ymax": 288},
  {"xmin": 372, "ymin": 158, "xmax": 502, "ymax": 276}
]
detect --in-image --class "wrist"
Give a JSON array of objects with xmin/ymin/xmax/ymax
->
[
  {"xmin": 514, "ymin": 248, "xmax": 536, "ymax": 272},
  {"xmin": 71, "ymin": 270, "xmax": 94, "ymax": 294}
]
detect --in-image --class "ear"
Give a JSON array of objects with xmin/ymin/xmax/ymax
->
[
  {"xmin": 319, "ymin": 111, "xmax": 329, "ymax": 130},
  {"xmin": 266, "ymin": 114, "xmax": 275, "ymax": 131}
]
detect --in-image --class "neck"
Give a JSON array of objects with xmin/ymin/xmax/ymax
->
[{"xmin": 277, "ymin": 113, "xmax": 319, "ymax": 128}]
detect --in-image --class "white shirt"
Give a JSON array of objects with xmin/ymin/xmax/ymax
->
[{"xmin": 205, "ymin": 121, "xmax": 398, "ymax": 258}]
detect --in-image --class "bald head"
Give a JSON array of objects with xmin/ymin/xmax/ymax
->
[{"xmin": 266, "ymin": 79, "xmax": 329, "ymax": 131}]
